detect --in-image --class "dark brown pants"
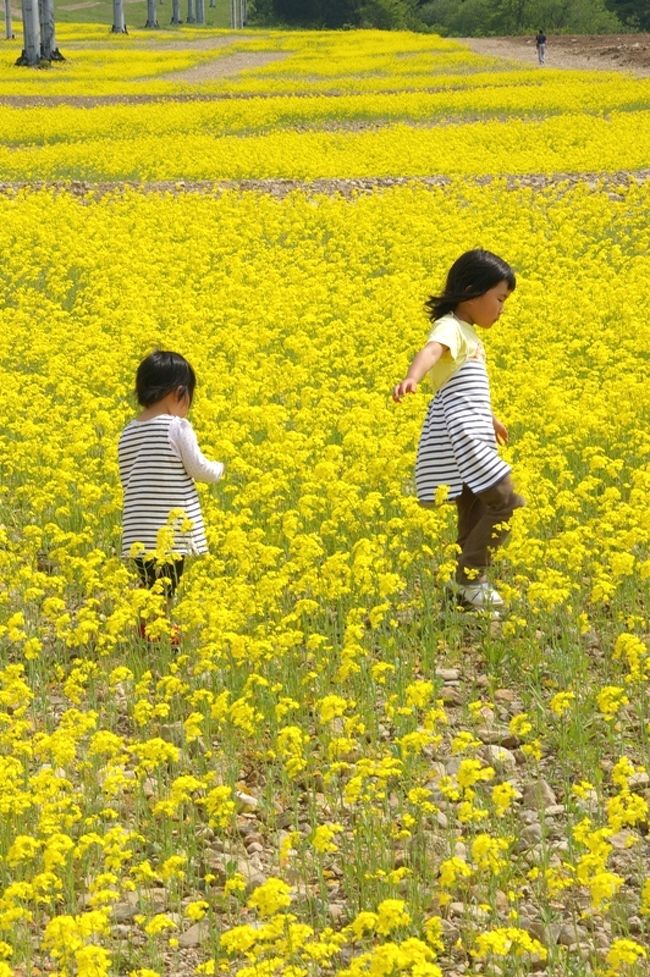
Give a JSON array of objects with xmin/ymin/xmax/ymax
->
[
  {"xmin": 134, "ymin": 557, "xmax": 185, "ymax": 597},
  {"xmin": 455, "ymin": 475, "xmax": 525, "ymax": 584}
]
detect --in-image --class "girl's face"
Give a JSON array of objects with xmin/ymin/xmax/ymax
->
[{"xmin": 458, "ymin": 279, "xmax": 512, "ymax": 329}]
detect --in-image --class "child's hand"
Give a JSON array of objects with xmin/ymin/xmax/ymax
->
[
  {"xmin": 493, "ymin": 417, "xmax": 509, "ymax": 445},
  {"xmin": 392, "ymin": 378, "xmax": 418, "ymax": 402}
]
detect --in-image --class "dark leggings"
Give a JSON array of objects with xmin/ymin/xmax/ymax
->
[
  {"xmin": 455, "ymin": 475, "xmax": 525, "ymax": 584},
  {"xmin": 134, "ymin": 558, "xmax": 185, "ymax": 597}
]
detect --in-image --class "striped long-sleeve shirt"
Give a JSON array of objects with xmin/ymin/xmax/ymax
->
[{"xmin": 118, "ymin": 414, "xmax": 224, "ymax": 558}]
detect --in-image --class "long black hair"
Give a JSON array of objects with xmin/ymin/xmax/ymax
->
[
  {"xmin": 425, "ymin": 249, "xmax": 516, "ymax": 322},
  {"xmin": 135, "ymin": 350, "xmax": 196, "ymax": 407}
]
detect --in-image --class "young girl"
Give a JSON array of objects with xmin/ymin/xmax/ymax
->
[
  {"xmin": 393, "ymin": 249, "xmax": 524, "ymax": 613},
  {"xmin": 118, "ymin": 350, "xmax": 224, "ymax": 626}
]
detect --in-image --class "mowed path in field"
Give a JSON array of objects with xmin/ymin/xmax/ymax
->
[{"xmin": 1, "ymin": 31, "xmax": 649, "ymax": 195}]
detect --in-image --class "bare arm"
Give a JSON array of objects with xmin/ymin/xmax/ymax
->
[
  {"xmin": 392, "ymin": 341, "xmax": 447, "ymax": 402},
  {"xmin": 493, "ymin": 415, "xmax": 509, "ymax": 445}
]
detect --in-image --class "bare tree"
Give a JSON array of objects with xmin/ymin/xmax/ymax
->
[
  {"xmin": 16, "ymin": 0, "xmax": 40, "ymax": 65},
  {"xmin": 186, "ymin": 0, "xmax": 195, "ymax": 21},
  {"xmin": 144, "ymin": 0, "xmax": 159, "ymax": 26},
  {"xmin": 195, "ymin": 0, "xmax": 205, "ymax": 22},
  {"xmin": 40, "ymin": 0, "xmax": 63, "ymax": 59},
  {"xmin": 111, "ymin": 0, "xmax": 127, "ymax": 32},
  {"xmin": 171, "ymin": 0, "xmax": 182, "ymax": 22},
  {"xmin": 4, "ymin": 0, "xmax": 14, "ymax": 39},
  {"xmin": 230, "ymin": 0, "xmax": 244, "ymax": 28},
  {"xmin": 16, "ymin": 0, "xmax": 64, "ymax": 64}
]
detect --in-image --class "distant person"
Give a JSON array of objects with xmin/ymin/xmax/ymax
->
[
  {"xmin": 392, "ymin": 250, "xmax": 525, "ymax": 617},
  {"xmin": 119, "ymin": 350, "xmax": 225, "ymax": 642},
  {"xmin": 535, "ymin": 29, "xmax": 547, "ymax": 65}
]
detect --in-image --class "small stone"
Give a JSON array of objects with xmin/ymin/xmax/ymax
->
[
  {"xmin": 440, "ymin": 917, "xmax": 460, "ymax": 940},
  {"xmin": 520, "ymin": 823, "xmax": 543, "ymax": 845},
  {"xmin": 428, "ymin": 762, "xmax": 446, "ymax": 781},
  {"xmin": 243, "ymin": 831, "xmax": 263, "ymax": 846},
  {"xmin": 246, "ymin": 842, "xmax": 263, "ymax": 854},
  {"xmin": 523, "ymin": 919, "xmax": 561, "ymax": 945},
  {"xmin": 494, "ymin": 890, "xmax": 508, "ymax": 912},
  {"xmin": 142, "ymin": 777, "xmax": 157, "ymax": 798},
  {"xmin": 236, "ymin": 856, "xmax": 266, "ymax": 887},
  {"xmin": 609, "ymin": 829, "xmax": 636, "ymax": 850},
  {"xmin": 435, "ymin": 668, "xmax": 460, "ymax": 682},
  {"xmin": 179, "ymin": 920, "xmax": 209, "ymax": 948},
  {"xmin": 235, "ymin": 790, "xmax": 259, "ymax": 811},
  {"xmin": 140, "ymin": 887, "xmax": 168, "ymax": 909},
  {"xmin": 482, "ymin": 745, "xmax": 517, "ymax": 774},
  {"xmin": 558, "ymin": 923, "xmax": 586, "ymax": 946},
  {"xmin": 544, "ymin": 804, "xmax": 565, "ymax": 817},
  {"xmin": 477, "ymin": 728, "xmax": 520, "ymax": 749},
  {"xmin": 630, "ymin": 772, "xmax": 650, "ymax": 788},
  {"xmin": 522, "ymin": 780, "xmax": 556, "ymax": 809},
  {"xmin": 112, "ymin": 892, "xmax": 138, "ymax": 922},
  {"xmin": 441, "ymin": 687, "xmax": 462, "ymax": 706}
]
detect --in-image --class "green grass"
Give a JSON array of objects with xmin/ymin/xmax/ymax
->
[{"xmin": 52, "ymin": 0, "xmax": 231, "ymax": 29}]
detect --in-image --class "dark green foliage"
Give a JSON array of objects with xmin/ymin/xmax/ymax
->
[
  {"xmin": 251, "ymin": 0, "xmax": 628, "ymax": 32},
  {"xmin": 605, "ymin": 0, "xmax": 650, "ymax": 30},
  {"xmin": 416, "ymin": 0, "xmax": 623, "ymax": 35}
]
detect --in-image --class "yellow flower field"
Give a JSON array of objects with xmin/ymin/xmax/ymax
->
[{"xmin": 0, "ymin": 23, "xmax": 649, "ymax": 977}]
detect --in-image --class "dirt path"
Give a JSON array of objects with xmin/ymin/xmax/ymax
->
[
  {"xmin": 2, "ymin": 171, "xmax": 649, "ymax": 200},
  {"xmin": 161, "ymin": 49, "xmax": 288, "ymax": 82},
  {"xmin": 459, "ymin": 33, "xmax": 650, "ymax": 77}
]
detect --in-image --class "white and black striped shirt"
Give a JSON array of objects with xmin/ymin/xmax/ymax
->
[
  {"xmin": 415, "ymin": 315, "xmax": 510, "ymax": 502},
  {"xmin": 118, "ymin": 414, "xmax": 224, "ymax": 558}
]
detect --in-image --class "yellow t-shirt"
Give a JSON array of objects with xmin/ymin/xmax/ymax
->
[{"xmin": 426, "ymin": 312, "xmax": 483, "ymax": 393}]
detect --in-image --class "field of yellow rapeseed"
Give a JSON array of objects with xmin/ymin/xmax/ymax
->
[{"xmin": 0, "ymin": 24, "xmax": 649, "ymax": 977}]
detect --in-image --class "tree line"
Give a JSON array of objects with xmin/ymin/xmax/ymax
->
[
  {"xmin": 9, "ymin": 0, "xmax": 648, "ymax": 68},
  {"xmin": 249, "ymin": 0, "xmax": 650, "ymax": 32}
]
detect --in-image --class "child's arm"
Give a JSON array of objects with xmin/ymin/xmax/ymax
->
[
  {"xmin": 169, "ymin": 419, "xmax": 224, "ymax": 483},
  {"xmin": 493, "ymin": 415, "xmax": 509, "ymax": 445},
  {"xmin": 392, "ymin": 341, "xmax": 447, "ymax": 402}
]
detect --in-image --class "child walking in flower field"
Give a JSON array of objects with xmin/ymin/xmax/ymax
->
[
  {"xmin": 393, "ymin": 249, "xmax": 524, "ymax": 614},
  {"xmin": 118, "ymin": 351, "xmax": 224, "ymax": 635}
]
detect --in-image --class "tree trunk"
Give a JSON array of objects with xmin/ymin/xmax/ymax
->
[
  {"xmin": 230, "ymin": 0, "xmax": 243, "ymax": 28},
  {"xmin": 39, "ymin": 0, "xmax": 63, "ymax": 59},
  {"xmin": 16, "ymin": 0, "xmax": 40, "ymax": 65},
  {"xmin": 170, "ymin": 0, "xmax": 181, "ymax": 22},
  {"xmin": 186, "ymin": 0, "xmax": 195, "ymax": 22},
  {"xmin": 111, "ymin": 0, "xmax": 127, "ymax": 32},
  {"xmin": 144, "ymin": 0, "xmax": 158, "ymax": 26},
  {"xmin": 195, "ymin": 0, "xmax": 204, "ymax": 22},
  {"xmin": 4, "ymin": 0, "xmax": 14, "ymax": 39},
  {"xmin": 209, "ymin": 0, "xmax": 214, "ymax": 7}
]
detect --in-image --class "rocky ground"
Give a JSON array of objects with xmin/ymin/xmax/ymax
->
[{"xmin": 460, "ymin": 32, "xmax": 650, "ymax": 76}]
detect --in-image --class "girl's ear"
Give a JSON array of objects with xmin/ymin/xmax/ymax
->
[{"xmin": 175, "ymin": 385, "xmax": 188, "ymax": 402}]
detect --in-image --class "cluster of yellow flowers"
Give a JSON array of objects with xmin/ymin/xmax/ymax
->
[{"xmin": 0, "ymin": 21, "xmax": 648, "ymax": 977}]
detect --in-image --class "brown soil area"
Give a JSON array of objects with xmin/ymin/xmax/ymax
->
[
  {"xmin": 2, "ymin": 171, "xmax": 649, "ymax": 200},
  {"xmin": 160, "ymin": 49, "xmax": 288, "ymax": 82},
  {"xmin": 460, "ymin": 33, "xmax": 650, "ymax": 76}
]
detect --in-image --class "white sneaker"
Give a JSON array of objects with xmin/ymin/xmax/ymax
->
[{"xmin": 458, "ymin": 582, "xmax": 505, "ymax": 613}]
